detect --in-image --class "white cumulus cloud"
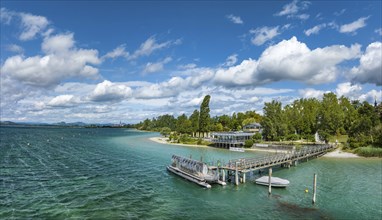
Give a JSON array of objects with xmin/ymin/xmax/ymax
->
[
  {"xmin": 304, "ymin": 23, "xmax": 326, "ymax": 36},
  {"xmin": 226, "ymin": 14, "xmax": 243, "ymax": 24},
  {"xmin": 214, "ymin": 36, "xmax": 361, "ymax": 87},
  {"xmin": 335, "ymin": 82, "xmax": 362, "ymax": 98},
  {"xmin": 19, "ymin": 12, "xmax": 50, "ymax": 40},
  {"xmin": 6, "ymin": 44, "xmax": 24, "ymax": 53},
  {"xmin": 375, "ymin": 28, "xmax": 382, "ymax": 36},
  {"xmin": 298, "ymin": 88, "xmax": 328, "ymax": 99},
  {"xmin": 129, "ymin": 36, "xmax": 181, "ymax": 60},
  {"xmin": 89, "ymin": 80, "xmax": 133, "ymax": 102},
  {"xmin": 250, "ymin": 26, "xmax": 280, "ymax": 46},
  {"xmin": 224, "ymin": 54, "xmax": 238, "ymax": 66},
  {"xmin": 339, "ymin": 16, "xmax": 369, "ymax": 34},
  {"xmin": 350, "ymin": 42, "xmax": 382, "ymax": 85},
  {"xmin": 143, "ymin": 57, "xmax": 172, "ymax": 74},
  {"xmin": 275, "ymin": 0, "xmax": 310, "ymax": 20},
  {"xmin": 1, "ymin": 33, "xmax": 101, "ymax": 87},
  {"xmin": 103, "ymin": 44, "xmax": 129, "ymax": 60},
  {"xmin": 48, "ymin": 95, "xmax": 77, "ymax": 107}
]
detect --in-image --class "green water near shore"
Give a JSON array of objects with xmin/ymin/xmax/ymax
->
[{"xmin": 1, "ymin": 126, "xmax": 381, "ymax": 219}]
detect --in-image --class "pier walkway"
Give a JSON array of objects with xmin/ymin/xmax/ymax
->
[
  {"xmin": 223, "ymin": 144, "xmax": 334, "ymax": 172},
  {"xmin": 168, "ymin": 144, "xmax": 335, "ymax": 187}
]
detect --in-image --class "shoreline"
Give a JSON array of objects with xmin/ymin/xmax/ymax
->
[
  {"xmin": 322, "ymin": 148, "xmax": 360, "ymax": 158},
  {"xmin": 149, "ymin": 137, "xmax": 209, "ymax": 148},
  {"xmin": 149, "ymin": 136, "xmax": 361, "ymax": 158},
  {"xmin": 149, "ymin": 137, "xmax": 297, "ymax": 154}
]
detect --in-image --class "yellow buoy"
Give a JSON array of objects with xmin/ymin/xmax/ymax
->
[{"xmin": 305, "ymin": 189, "xmax": 309, "ymax": 193}]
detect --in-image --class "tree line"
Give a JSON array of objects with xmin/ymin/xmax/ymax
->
[
  {"xmin": 135, "ymin": 95, "xmax": 262, "ymax": 136},
  {"xmin": 136, "ymin": 93, "xmax": 382, "ymax": 151},
  {"xmin": 261, "ymin": 93, "xmax": 382, "ymax": 149}
]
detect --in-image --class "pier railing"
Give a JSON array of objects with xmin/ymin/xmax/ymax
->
[{"xmin": 225, "ymin": 144, "xmax": 334, "ymax": 171}]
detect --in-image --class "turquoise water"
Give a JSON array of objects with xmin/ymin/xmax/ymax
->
[{"xmin": 1, "ymin": 126, "xmax": 381, "ymax": 219}]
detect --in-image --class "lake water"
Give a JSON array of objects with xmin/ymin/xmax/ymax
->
[{"xmin": 1, "ymin": 126, "xmax": 381, "ymax": 219}]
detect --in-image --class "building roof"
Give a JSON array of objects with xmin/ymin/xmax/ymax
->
[{"xmin": 211, "ymin": 132, "xmax": 253, "ymax": 137}]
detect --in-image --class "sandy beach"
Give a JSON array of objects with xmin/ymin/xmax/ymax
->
[
  {"xmin": 149, "ymin": 136, "xmax": 290, "ymax": 153},
  {"xmin": 323, "ymin": 148, "xmax": 360, "ymax": 158},
  {"xmin": 150, "ymin": 136, "xmax": 361, "ymax": 158},
  {"xmin": 149, "ymin": 137, "xmax": 209, "ymax": 148}
]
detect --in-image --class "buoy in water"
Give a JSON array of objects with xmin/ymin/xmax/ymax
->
[{"xmin": 305, "ymin": 189, "xmax": 309, "ymax": 193}]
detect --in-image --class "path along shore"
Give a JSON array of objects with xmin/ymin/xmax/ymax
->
[{"xmin": 149, "ymin": 136, "xmax": 359, "ymax": 158}]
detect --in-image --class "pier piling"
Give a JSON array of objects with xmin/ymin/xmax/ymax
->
[
  {"xmin": 243, "ymin": 172, "xmax": 246, "ymax": 183},
  {"xmin": 312, "ymin": 173, "xmax": 317, "ymax": 204},
  {"xmin": 268, "ymin": 168, "xmax": 272, "ymax": 195},
  {"xmin": 235, "ymin": 162, "xmax": 239, "ymax": 186}
]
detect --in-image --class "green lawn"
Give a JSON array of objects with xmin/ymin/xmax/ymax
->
[{"xmin": 329, "ymin": 135, "xmax": 348, "ymax": 143}]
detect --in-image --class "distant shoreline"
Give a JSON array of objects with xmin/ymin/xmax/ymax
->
[{"xmin": 149, "ymin": 136, "xmax": 360, "ymax": 158}]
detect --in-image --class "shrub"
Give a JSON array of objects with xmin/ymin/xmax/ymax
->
[
  {"xmin": 354, "ymin": 147, "xmax": 382, "ymax": 157},
  {"xmin": 286, "ymin": 134, "xmax": 299, "ymax": 141},
  {"xmin": 244, "ymin": 139, "xmax": 254, "ymax": 148},
  {"xmin": 252, "ymin": 133, "xmax": 262, "ymax": 143}
]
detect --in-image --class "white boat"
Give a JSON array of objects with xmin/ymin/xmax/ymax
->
[
  {"xmin": 167, "ymin": 155, "xmax": 226, "ymax": 188},
  {"xmin": 229, "ymin": 147, "xmax": 245, "ymax": 152},
  {"xmin": 167, "ymin": 165, "xmax": 212, "ymax": 188},
  {"xmin": 255, "ymin": 176, "xmax": 290, "ymax": 187}
]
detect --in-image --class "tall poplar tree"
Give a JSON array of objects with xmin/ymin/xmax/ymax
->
[
  {"xmin": 189, "ymin": 109, "xmax": 200, "ymax": 134},
  {"xmin": 199, "ymin": 95, "xmax": 211, "ymax": 136}
]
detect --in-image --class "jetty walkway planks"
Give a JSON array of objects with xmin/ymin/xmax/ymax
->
[{"xmin": 223, "ymin": 144, "xmax": 334, "ymax": 172}]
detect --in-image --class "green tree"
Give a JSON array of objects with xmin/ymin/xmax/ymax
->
[
  {"xmin": 318, "ymin": 93, "xmax": 344, "ymax": 136},
  {"xmin": 215, "ymin": 123, "xmax": 224, "ymax": 131},
  {"xmin": 189, "ymin": 110, "xmax": 200, "ymax": 133},
  {"xmin": 339, "ymin": 96, "xmax": 358, "ymax": 133},
  {"xmin": 160, "ymin": 127, "xmax": 171, "ymax": 137},
  {"xmin": 176, "ymin": 114, "xmax": 192, "ymax": 134},
  {"xmin": 218, "ymin": 114, "xmax": 231, "ymax": 130},
  {"xmin": 199, "ymin": 95, "xmax": 211, "ymax": 136},
  {"xmin": 252, "ymin": 133, "xmax": 262, "ymax": 143},
  {"xmin": 261, "ymin": 100, "xmax": 285, "ymax": 141},
  {"xmin": 242, "ymin": 118, "xmax": 256, "ymax": 126}
]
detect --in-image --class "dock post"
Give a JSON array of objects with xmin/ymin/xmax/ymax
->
[
  {"xmin": 200, "ymin": 156, "xmax": 203, "ymax": 162},
  {"xmin": 235, "ymin": 162, "xmax": 239, "ymax": 186},
  {"xmin": 243, "ymin": 172, "xmax": 246, "ymax": 183},
  {"xmin": 312, "ymin": 173, "xmax": 317, "ymax": 204},
  {"xmin": 222, "ymin": 169, "xmax": 226, "ymax": 182},
  {"xmin": 268, "ymin": 168, "xmax": 272, "ymax": 195}
]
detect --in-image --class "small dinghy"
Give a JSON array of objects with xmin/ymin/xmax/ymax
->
[{"xmin": 255, "ymin": 176, "xmax": 290, "ymax": 187}]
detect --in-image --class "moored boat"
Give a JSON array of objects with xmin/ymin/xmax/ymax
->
[
  {"xmin": 167, "ymin": 155, "xmax": 225, "ymax": 188},
  {"xmin": 229, "ymin": 147, "xmax": 245, "ymax": 152},
  {"xmin": 255, "ymin": 176, "xmax": 290, "ymax": 187}
]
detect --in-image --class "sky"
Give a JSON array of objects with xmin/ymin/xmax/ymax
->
[{"xmin": 1, "ymin": 0, "xmax": 381, "ymax": 124}]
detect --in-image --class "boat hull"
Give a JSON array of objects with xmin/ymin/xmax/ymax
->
[
  {"xmin": 255, "ymin": 176, "xmax": 289, "ymax": 188},
  {"xmin": 167, "ymin": 166, "xmax": 211, "ymax": 188}
]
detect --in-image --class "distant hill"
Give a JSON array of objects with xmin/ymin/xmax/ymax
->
[{"xmin": 0, "ymin": 121, "xmax": 18, "ymax": 125}]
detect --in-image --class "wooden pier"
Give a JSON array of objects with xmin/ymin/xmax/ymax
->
[
  {"xmin": 217, "ymin": 144, "xmax": 334, "ymax": 186},
  {"xmin": 168, "ymin": 144, "xmax": 335, "ymax": 188}
]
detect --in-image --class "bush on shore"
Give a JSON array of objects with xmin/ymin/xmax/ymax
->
[{"xmin": 354, "ymin": 147, "xmax": 382, "ymax": 157}]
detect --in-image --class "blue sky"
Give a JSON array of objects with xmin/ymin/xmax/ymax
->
[{"xmin": 1, "ymin": 0, "xmax": 381, "ymax": 123}]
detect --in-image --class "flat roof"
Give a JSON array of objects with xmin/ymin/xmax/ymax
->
[{"xmin": 211, "ymin": 132, "xmax": 253, "ymax": 137}]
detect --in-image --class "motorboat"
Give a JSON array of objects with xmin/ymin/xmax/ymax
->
[
  {"xmin": 167, "ymin": 155, "xmax": 226, "ymax": 188},
  {"xmin": 255, "ymin": 176, "xmax": 290, "ymax": 187}
]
